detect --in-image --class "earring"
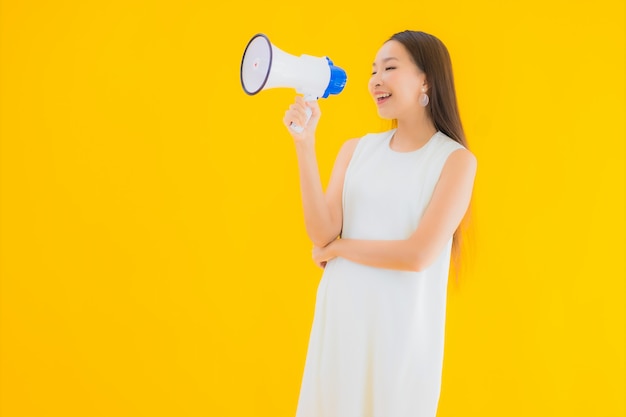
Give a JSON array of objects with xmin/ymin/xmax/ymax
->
[{"xmin": 419, "ymin": 87, "xmax": 429, "ymax": 107}]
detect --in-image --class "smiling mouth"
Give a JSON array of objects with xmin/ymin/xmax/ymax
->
[{"xmin": 376, "ymin": 93, "xmax": 391, "ymax": 104}]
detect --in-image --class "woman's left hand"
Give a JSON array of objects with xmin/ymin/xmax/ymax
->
[{"xmin": 312, "ymin": 243, "xmax": 336, "ymax": 269}]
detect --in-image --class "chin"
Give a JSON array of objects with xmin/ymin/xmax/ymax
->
[{"xmin": 376, "ymin": 109, "xmax": 394, "ymax": 120}]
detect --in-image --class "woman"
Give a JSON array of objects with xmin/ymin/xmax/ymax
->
[{"xmin": 283, "ymin": 30, "xmax": 477, "ymax": 417}]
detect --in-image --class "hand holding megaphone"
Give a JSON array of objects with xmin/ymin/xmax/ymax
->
[
  {"xmin": 290, "ymin": 93, "xmax": 315, "ymax": 134},
  {"xmin": 283, "ymin": 96, "xmax": 321, "ymax": 138},
  {"xmin": 240, "ymin": 33, "xmax": 347, "ymax": 133}
]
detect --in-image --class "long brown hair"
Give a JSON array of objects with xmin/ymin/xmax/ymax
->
[{"xmin": 389, "ymin": 30, "xmax": 472, "ymax": 275}]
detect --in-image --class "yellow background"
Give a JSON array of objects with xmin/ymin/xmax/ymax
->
[{"xmin": 1, "ymin": 0, "xmax": 624, "ymax": 416}]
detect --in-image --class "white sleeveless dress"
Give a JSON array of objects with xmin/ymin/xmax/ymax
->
[{"xmin": 295, "ymin": 129, "xmax": 465, "ymax": 417}]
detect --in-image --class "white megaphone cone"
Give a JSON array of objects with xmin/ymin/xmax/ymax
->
[{"xmin": 240, "ymin": 33, "xmax": 347, "ymax": 133}]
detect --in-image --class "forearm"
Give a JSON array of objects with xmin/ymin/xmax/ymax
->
[
  {"xmin": 294, "ymin": 140, "xmax": 340, "ymax": 246},
  {"xmin": 328, "ymin": 238, "xmax": 423, "ymax": 272}
]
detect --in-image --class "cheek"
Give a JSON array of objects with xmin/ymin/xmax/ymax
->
[
  {"xmin": 385, "ymin": 72, "xmax": 408, "ymax": 91},
  {"xmin": 395, "ymin": 75, "xmax": 420, "ymax": 99},
  {"xmin": 388, "ymin": 77, "xmax": 408, "ymax": 96}
]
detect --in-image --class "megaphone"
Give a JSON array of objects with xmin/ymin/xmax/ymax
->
[{"xmin": 240, "ymin": 33, "xmax": 347, "ymax": 133}]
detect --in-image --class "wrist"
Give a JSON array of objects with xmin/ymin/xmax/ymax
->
[
  {"xmin": 327, "ymin": 238, "xmax": 341, "ymax": 258},
  {"xmin": 293, "ymin": 136, "xmax": 315, "ymax": 148}
]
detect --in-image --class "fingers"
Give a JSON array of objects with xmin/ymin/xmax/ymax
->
[
  {"xmin": 300, "ymin": 97, "xmax": 321, "ymax": 122},
  {"xmin": 283, "ymin": 100, "xmax": 309, "ymax": 129},
  {"xmin": 282, "ymin": 96, "xmax": 321, "ymax": 135},
  {"xmin": 312, "ymin": 246, "xmax": 329, "ymax": 269},
  {"xmin": 305, "ymin": 99, "xmax": 321, "ymax": 119}
]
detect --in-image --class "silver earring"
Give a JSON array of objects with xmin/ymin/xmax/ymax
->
[{"xmin": 419, "ymin": 87, "xmax": 429, "ymax": 106}]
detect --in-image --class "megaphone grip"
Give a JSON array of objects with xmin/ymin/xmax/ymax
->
[
  {"xmin": 290, "ymin": 107, "xmax": 312, "ymax": 133},
  {"xmin": 289, "ymin": 94, "xmax": 316, "ymax": 133}
]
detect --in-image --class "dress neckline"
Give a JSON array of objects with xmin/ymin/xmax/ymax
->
[{"xmin": 386, "ymin": 129, "xmax": 439, "ymax": 154}]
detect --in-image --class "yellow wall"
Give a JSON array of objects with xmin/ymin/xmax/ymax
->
[{"xmin": 1, "ymin": 1, "xmax": 624, "ymax": 416}]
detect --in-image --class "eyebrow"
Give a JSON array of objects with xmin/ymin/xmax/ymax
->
[{"xmin": 372, "ymin": 57, "xmax": 399, "ymax": 67}]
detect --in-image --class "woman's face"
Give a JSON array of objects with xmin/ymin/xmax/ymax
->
[{"xmin": 368, "ymin": 40, "xmax": 427, "ymax": 120}]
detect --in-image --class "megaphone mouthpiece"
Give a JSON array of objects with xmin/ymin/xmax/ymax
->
[{"xmin": 240, "ymin": 34, "xmax": 273, "ymax": 95}]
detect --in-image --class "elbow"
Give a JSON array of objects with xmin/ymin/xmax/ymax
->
[
  {"xmin": 408, "ymin": 252, "xmax": 433, "ymax": 272},
  {"xmin": 404, "ymin": 239, "xmax": 441, "ymax": 272},
  {"xmin": 311, "ymin": 235, "xmax": 338, "ymax": 248},
  {"xmin": 408, "ymin": 260, "xmax": 425, "ymax": 273},
  {"xmin": 309, "ymin": 230, "xmax": 340, "ymax": 248},
  {"xmin": 307, "ymin": 223, "xmax": 341, "ymax": 248}
]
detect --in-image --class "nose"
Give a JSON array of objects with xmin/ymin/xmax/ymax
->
[{"xmin": 369, "ymin": 73, "xmax": 382, "ymax": 90}]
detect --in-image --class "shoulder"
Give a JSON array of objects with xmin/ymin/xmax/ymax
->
[
  {"xmin": 434, "ymin": 133, "xmax": 476, "ymax": 167},
  {"xmin": 426, "ymin": 133, "xmax": 476, "ymax": 180},
  {"xmin": 340, "ymin": 137, "xmax": 361, "ymax": 152},
  {"xmin": 333, "ymin": 138, "xmax": 360, "ymax": 164},
  {"xmin": 336, "ymin": 129, "xmax": 392, "ymax": 159},
  {"xmin": 447, "ymin": 147, "xmax": 477, "ymax": 169},
  {"xmin": 442, "ymin": 147, "xmax": 477, "ymax": 182}
]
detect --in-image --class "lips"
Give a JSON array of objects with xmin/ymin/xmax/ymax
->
[{"xmin": 375, "ymin": 93, "xmax": 391, "ymax": 105}]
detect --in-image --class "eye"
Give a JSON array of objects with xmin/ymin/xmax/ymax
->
[
  {"xmin": 371, "ymin": 71, "xmax": 377, "ymax": 76},
  {"xmin": 385, "ymin": 66, "xmax": 396, "ymax": 71}
]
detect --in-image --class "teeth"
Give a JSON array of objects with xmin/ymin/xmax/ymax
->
[{"xmin": 376, "ymin": 93, "xmax": 391, "ymax": 99}]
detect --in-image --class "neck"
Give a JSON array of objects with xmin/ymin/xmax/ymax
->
[{"xmin": 392, "ymin": 111, "xmax": 438, "ymax": 152}]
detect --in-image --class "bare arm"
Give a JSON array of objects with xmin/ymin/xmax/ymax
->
[
  {"xmin": 313, "ymin": 148, "xmax": 477, "ymax": 271},
  {"xmin": 284, "ymin": 97, "xmax": 359, "ymax": 247}
]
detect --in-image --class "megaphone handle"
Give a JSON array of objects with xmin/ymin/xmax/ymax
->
[{"xmin": 290, "ymin": 94, "xmax": 316, "ymax": 133}]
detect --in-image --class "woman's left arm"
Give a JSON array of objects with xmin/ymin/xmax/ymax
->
[{"xmin": 313, "ymin": 148, "xmax": 477, "ymax": 271}]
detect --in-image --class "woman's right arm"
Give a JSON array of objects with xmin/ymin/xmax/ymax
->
[{"xmin": 283, "ymin": 96, "xmax": 359, "ymax": 248}]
